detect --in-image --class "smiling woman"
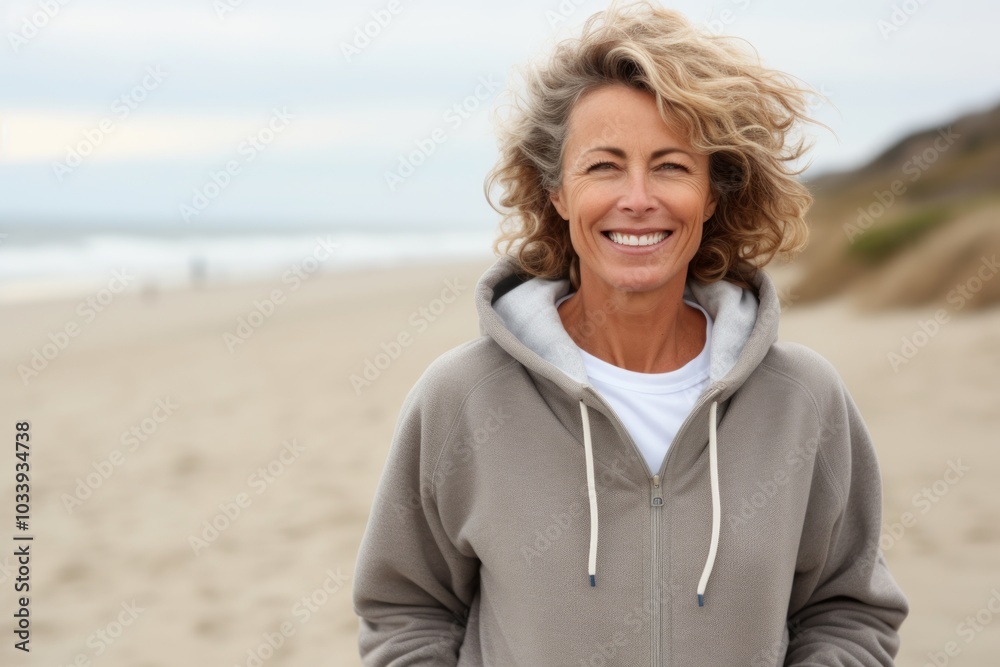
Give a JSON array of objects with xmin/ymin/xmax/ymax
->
[
  {"xmin": 550, "ymin": 85, "xmax": 717, "ymax": 284},
  {"xmin": 352, "ymin": 1, "xmax": 908, "ymax": 665},
  {"xmin": 547, "ymin": 83, "xmax": 719, "ymax": 374}
]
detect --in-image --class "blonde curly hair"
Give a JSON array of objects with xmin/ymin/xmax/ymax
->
[{"xmin": 484, "ymin": 0, "xmax": 821, "ymax": 290}]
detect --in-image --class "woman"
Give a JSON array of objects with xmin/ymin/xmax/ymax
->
[{"xmin": 353, "ymin": 2, "xmax": 908, "ymax": 664}]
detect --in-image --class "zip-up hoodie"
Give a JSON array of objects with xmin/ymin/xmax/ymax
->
[{"xmin": 352, "ymin": 254, "xmax": 909, "ymax": 666}]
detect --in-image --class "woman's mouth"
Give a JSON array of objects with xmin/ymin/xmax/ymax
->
[{"xmin": 601, "ymin": 230, "xmax": 672, "ymax": 251}]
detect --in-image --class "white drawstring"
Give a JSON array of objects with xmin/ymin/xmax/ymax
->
[
  {"xmin": 579, "ymin": 400, "xmax": 599, "ymax": 587},
  {"xmin": 696, "ymin": 400, "xmax": 721, "ymax": 606},
  {"xmin": 579, "ymin": 397, "xmax": 721, "ymax": 602}
]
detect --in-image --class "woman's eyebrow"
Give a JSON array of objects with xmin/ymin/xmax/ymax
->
[{"xmin": 582, "ymin": 146, "xmax": 692, "ymax": 159}]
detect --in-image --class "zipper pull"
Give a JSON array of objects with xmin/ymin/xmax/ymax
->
[{"xmin": 651, "ymin": 474, "xmax": 663, "ymax": 507}]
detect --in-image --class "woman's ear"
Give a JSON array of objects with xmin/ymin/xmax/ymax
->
[
  {"xmin": 703, "ymin": 188, "xmax": 718, "ymax": 222},
  {"xmin": 704, "ymin": 196, "xmax": 717, "ymax": 222},
  {"xmin": 549, "ymin": 189, "xmax": 568, "ymax": 221}
]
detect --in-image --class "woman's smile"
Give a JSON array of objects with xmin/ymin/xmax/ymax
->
[{"xmin": 601, "ymin": 228, "xmax": 674, "ymax": 253}]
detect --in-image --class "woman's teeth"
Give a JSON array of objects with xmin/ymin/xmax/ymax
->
[{"xmin": 605, "ymin": 230, "xmax": 670, "ymax": 247}]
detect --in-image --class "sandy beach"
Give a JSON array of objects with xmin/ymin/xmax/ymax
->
[{"xmin": 0, "ymin": 257, "xmax": 997, "ymax": 666}]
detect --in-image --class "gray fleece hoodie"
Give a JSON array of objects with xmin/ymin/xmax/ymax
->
[{"xmin": 352, "ymin": 255, "xmax": 908, "ymax": 666}]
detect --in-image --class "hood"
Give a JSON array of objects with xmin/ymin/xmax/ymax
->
[{"xmin": 474, "ymin": 254, "xmax": 782, "ymax": 605}]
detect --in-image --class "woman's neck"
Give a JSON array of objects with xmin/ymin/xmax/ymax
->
[{"xmin": 557, "ymin": 279, "xmax": 706, "ymax": 374}]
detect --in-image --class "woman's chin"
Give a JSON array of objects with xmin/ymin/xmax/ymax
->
[{"xmin": 593, "ymin": 267, "xmax": 684, "ymax": 294}]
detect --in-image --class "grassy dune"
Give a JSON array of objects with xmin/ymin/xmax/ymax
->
[{"xmin": 792, "ymin": 100, "xmax": 1000, "ymax": 310}]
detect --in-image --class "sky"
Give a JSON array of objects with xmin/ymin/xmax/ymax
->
[{"xmin": 0, "ymin": 0, "xmax": 998, "ymax": 231}]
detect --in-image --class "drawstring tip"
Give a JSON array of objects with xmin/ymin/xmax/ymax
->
[
  {"xmin": 697, "ymin": 594, "xmax": 704, "ymax": 607},
  {"xmin": 589, "ymin": 574, "xmax": 596, "ymax": 587}
]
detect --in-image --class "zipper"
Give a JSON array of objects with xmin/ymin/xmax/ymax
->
[
  {"xmin": 651, "ymin": 473, "xmax": 663, "ymax": 666},
  {"xmin": 581, "ymin": 386, "xmax": 662, "ymax": 665},
  {"xmin": 655, "ymin": 385, "xmax": 723, "ymax": 479},
  {"xmin": 581, "ymin": 384, "xmax": 723, "ymax": 667}
]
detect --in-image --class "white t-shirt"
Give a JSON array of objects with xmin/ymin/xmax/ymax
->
[{"xmin": 555, "ymin": 293, "xmax": 712, "ymax": 476}]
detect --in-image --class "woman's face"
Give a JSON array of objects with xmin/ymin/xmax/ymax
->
[{"xmin": 549, "ymin": 84, "xmax": 717, "ymax": 295}]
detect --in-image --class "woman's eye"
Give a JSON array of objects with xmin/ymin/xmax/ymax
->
[{"xmin": 585, "ymin": 161, "xmax": 690, "ymax": 173}]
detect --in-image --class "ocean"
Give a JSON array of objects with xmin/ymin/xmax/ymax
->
[{"xmin": 0, "ymin": 228, "xmax": 498, "ymax": 304}]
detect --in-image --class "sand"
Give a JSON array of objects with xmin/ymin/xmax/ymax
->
[{"xmin": 0, "ymin": 257, "xmax": 997, "ymax": 666}]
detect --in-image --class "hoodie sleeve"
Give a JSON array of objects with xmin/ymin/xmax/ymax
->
[
  {"xmin": 352, "ymin": 375, "xmax": 480, "ymax": 666},
  {"xmin": 783, "ymin": 373, "xmax": 909, "ymax": 666}
]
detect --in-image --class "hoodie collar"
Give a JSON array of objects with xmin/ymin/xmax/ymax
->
[{"xmin": 476, "ymin": 254, "xmax": 780, "ymax": 402}]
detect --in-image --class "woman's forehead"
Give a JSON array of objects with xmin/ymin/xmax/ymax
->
[{"xmin": 565, "ymin": 87, "xmax": 695, "ymax": 153}]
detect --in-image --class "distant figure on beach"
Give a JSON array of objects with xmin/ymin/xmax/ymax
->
[
  {"xmin": 353, "ymin": 2, "xmax": 908, "ymax": 664},
  {"xmin": 138, "ymin": 281, "xmax": 159, "ymax": 303},
  {"xmin": 190, "ymin": 255, "xmax": 207, "ymax": 289}
]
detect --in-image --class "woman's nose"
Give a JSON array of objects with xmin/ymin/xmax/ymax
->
[{"xmin": 617, "ymin": 172, "xmax": 658, "ymax": 216}]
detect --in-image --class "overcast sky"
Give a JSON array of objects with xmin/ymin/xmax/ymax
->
[{"xmin": 0, "ymin": 0, "xmax": 998, "ymax": 231}]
